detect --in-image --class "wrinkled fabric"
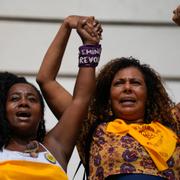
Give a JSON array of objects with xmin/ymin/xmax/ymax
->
[{"xmin": 107, "ymin": 119, "xmax": 178, "ymax": 171}]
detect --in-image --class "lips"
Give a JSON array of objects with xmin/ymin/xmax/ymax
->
[
  {"xmin": 16, "ymin": 111, "xmax": 31, "ymax": 120},
  {"xmin": 120, "ymin": 97, "xmax": 136, "ymax": 105}
]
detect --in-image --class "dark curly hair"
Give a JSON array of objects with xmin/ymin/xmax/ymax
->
[
  {"xmin": 0, "ymin": 72, "xmax": 46, "ymax": 149},
  {"xmin": 91, "ymin": 57, "xmax": 175, "ymax": 126},
  {"xmin": 83, "ymin": 57, "xmax": 177, "ymax": 176}
]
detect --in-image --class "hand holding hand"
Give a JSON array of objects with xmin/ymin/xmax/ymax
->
[
  {"xmin": 64, "ymin": 15, "xmax": 86, "ymax": 29},
  {"xmin": 76, "ymin": 16, "xmax": 103, "ymax": 45}
]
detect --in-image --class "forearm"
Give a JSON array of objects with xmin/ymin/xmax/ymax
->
[
  {"xmin": 37, "ymin": 19, "xmax": 71, "ymax": 84},
  {"xmin": 36, "ymin": 17, "xmax": 73, "ymax": 118},
  {"xmin": 73, "ymin": 43, "xmax": 101, "ymax": 105},
  {"xmin": 73, "ymin": 67, "xmax": 96, "ymax": 105}
]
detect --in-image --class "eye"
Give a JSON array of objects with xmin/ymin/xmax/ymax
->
[
  {"xmin": 9, "ymin": 94, "xmax": 20, "ymax": 102},
  {"xmin": 28, "ymin": 95, "xmax": 38, "ymax": 102},
  {"xmin": 133, "ymin": 81, "xmax": 140, "ymax": 84},
  {"xmin": 113, "ymin": 80, "xmax": 124, "ymax": 86},
  {"xmin": 131, "ymin": 80, "xmax": 141, "ymax": 85}
]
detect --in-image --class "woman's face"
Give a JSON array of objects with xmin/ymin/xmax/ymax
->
[
  {"xmin": 6, "ymin": 83, "xmax": 43, "ymax": 137},
  {"xmin": 110, "ymin": 67, "xmax": 147, "ymax": 122}
]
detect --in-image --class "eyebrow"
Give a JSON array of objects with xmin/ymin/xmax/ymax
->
[
  {"xmin": 115, "ymin": 77, "xmax": 144, "ymax": 81},
  {"xmin": 9, "ymin": 91, "xmax": 37, "ymax": 97}
]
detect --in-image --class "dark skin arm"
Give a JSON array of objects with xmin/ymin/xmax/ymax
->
[
  {"xmin": 172, "ymin": 5, "xmax": 180, "ymax": 25},
  {"xmin": 36, "ymin": 16, "xmax": 102, "ymax": 119},
  {"xmin": 39, "ymin": 16, "xmax": 102, "ymax": 171}
]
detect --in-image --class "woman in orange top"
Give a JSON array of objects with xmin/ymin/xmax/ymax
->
[{"xmin": 0, "ymin": 15, "xmax": 102, "ymax": 180}]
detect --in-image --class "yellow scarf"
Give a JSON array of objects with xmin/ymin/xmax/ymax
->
[{"xmin": 106, "ymin": 119, "xmax": 178, "ymax": 171}]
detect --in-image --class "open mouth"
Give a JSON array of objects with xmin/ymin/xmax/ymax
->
[
  {"xmin": 120, "ymin": 97, "xmax": 136, "ymax": 105},
  {"xmin": 16, "ymin": 111, "xmax": 31, "ymax": 120}
]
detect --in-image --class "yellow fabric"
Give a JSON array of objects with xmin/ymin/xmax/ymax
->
[
  {"xmin": 106, "ymin": 119, "xmax": 178, "ymax": 171},
  {"xmin": 0, "ymin": 160, "xmax": 68, "ymax": 180}
]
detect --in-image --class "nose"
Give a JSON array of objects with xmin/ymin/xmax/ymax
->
[
  {"xmin": 18, "ymin": 97, "xmax": 29, "ymax": 107},
  {"xmin": 123, "ymin": 82, "xmax": 132, "ymax": 92}
]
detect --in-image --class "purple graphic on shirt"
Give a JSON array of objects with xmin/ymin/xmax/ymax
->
[
  {"xmin": 120, "ymin": 163, "xmax": 136, "ymax": 173},
  {"xmin": 122, "ymin": 149, "xmax": 138, "ymax": 162}
]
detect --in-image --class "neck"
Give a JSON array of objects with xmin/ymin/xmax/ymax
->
[
  {"xmin": 122, "ymin": 118, "xmax": 144, "ymax": 124},
  {"xmin": 6, "ymin": 138, "xmax": 40, "ymax": 158},
  {"xmin": 6, "ymin": 137, "xmax": 36, "ymax": 151}
]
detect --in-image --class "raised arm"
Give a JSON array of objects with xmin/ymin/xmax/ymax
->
[
  {"xmin": 36, "ymin": 16, "xmax": 96, "ymax": 119},
  {"xmin": 43, "ymin": 16, "xmax": 102, "ymax": 171},
  {"xmin": 172, "ymin": 5, "xmax": 180, "ymax": 25}
]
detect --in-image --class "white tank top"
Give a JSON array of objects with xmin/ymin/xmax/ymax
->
[{"xmin": 0, "ymin": 143, "xmax": 64, "ymax": 171}]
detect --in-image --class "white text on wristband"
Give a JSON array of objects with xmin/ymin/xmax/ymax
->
[{"xmin": 78, "ymin": 44, "xmax": 102, "ymax": 67}]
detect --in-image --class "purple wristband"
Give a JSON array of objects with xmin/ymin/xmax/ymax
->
[{"xmin": 78, "ymin": 44, "xmax": 102, "ymax": 67}]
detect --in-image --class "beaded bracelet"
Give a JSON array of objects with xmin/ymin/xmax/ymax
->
[{"xmin": 78, "ymin": 44, "xmax": 102, "ymax": 67}]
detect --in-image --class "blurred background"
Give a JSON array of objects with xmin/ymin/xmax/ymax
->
[{"xmin": 0, "ymin": 0, "xmax": 180, "ymax": 179}]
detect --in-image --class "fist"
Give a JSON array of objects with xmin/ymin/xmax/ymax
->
[{"xmin": 77, "ymin": 17, "xmax": 103, "ymax": 45}]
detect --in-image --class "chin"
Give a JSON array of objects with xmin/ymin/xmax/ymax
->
[{"xmin": 117, "ymin": 112, "xmax": 141, "ymax": 121}]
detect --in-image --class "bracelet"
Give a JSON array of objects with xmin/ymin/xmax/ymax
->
[{"xmin": 78, "ymin": 44, "xmax": 102, "ymax": 67}]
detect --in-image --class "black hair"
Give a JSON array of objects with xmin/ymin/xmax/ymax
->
[{"xmin": 0, "ymin": 72, "xmax": 46, "ymax": 149}]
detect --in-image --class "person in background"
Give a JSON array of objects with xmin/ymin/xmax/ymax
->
[
  {"xmin": 172, "ymin": 5, "xmax": 180, "ymax": 26},
  {"xmin": 0, "ymin": 15, "xmax": 102, "ymax": 180}
]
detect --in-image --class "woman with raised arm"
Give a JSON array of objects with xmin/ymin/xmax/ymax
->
[
  {"xmin": 37, "ymin": 12, "xmax": 179, "ymax": 180},
  {"xmin": 77, "ymin": 58, "xmax": 179, "ymax": 180},
  {"xmin": 37, "ymin": 54, "xmax": 180, "ymax": 180},
  {"xmin": 0, "ymin": 16, "xmax": 102, "ymax": 180}
]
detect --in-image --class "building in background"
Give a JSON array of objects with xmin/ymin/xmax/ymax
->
[{"xmin": 0, "ymin": 0, "xmax": 180, "ymax": 179}]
